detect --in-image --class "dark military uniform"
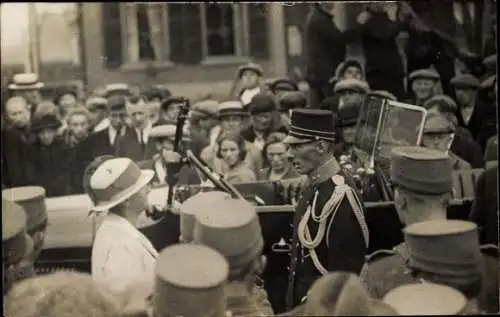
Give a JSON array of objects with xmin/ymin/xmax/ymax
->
[{"xmin": 283, "ymin": 109, "xmax": 369, "ymax": 310}]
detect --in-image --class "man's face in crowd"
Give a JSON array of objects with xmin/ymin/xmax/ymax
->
[
  {"xmin": 68, "ymin": 114, "xmax": 90, "ymax": 140},
  {"xmin": 199, "ymin": 116, "xmax": 218, "ymax": 131},
  {"xmin": 37, "ymin": 128, "xmax": 57, "ymax": 146},
  {"xmin": 454, "ymin": 88, "xmax": 477, "ymax": 106},
  {"xmin": 267, "ymin": 142, "xmax": 289, "ymax": 172},
  {"xmin": 163, "ymin": 102, "xmax": 182, "ymax": 122},
  {"xmin": 343, "ymin": 66, "xmax": 362, "ymax": 80},
  {"xmin": 155, "ymin": 137, "xmax": 175, "ymax": 152},
  {"xmin": 108, "ymin": 108, "xmax": 127, "ymax": 130},
  {"xmin": 220, "ymin": 140, "xmax": 241, "ymax": 167},
  {"xmin": 240, "ymin": 70, "xmax": 260, "ymax": 89},
  {"xmin": 422, "ymin": 131, "xmax": 454, "ymax": 152},
  {"xmin": 146, "ymin": 98, "xmax": 162, "ymax": 123},
  {"xmin": 59, "ymin": 93, "xmax": 77, "ymax": 116},
  {"xmin": 412, "ymin": 79, "xmax": 435, "ymax": 100},
  {"xmin": 220, "ymin": 115, "xmax": 243, "ymax": 132},
  {"xmin": 252, "ymin": 111, "xmax": 273, "ymax": 132},
  {"xmin": 87, "ymin": 106, "xmax": 108, "ymax": 127},
  {"xmin": 6, "ymin": 98, "xmax": 31, "ymax": 128},
  {"xmin": 128, "ymin": 107, "xmax": 149, "ymax": 129},
  {"xmin": 288, "ymin": 141, "xmax": 321, "ymax": 175}
]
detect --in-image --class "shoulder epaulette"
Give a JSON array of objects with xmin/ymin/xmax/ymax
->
[{"xmin": 365, "ymin": 249, "xmax": 396, "ymax": 262}]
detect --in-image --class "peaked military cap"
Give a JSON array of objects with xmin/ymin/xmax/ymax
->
[
  {"xmin": 423, "ymin": 94, "xmax": 458, "ymax": 112},
  {"xmin": 217, "ymin": 100, "xmax": 246, "ymax": 118},
  {"xmin": 283, "ymin": 108, "xmax": 336, "ymax": 144},
  {"xmin": 404, "ymin": 220, "xmax": 482, "ymax": 279},
  {"xmin": 154, "ymin": 244, "xmax": 229, "ymax": 317},
  {"xmin": 2, "ymin": 199, "xmax": 33, "ymax": 267},
  {"xmin": 423, "ymin": 113, "xmax": 456, "ymax": 134},
  {"xmin": 383, "ymin": 283, "xmax": 467, "ymax": 315},
  {"xmin": 179, "ymin": 191, "xmax": 231, "ymax": 243},
  {"xmin": 337, "ymin": 102, "xmax": 360, "ymax": 128},
  {"xmin": 279, "ymin": 91, "xmax": 308, "ymax": 111},
  {"xmin": 237, "ymin": 62, "xmax": 264, "ymax": 78},
  {"xmin": 248, "ymin": 91, "xmax": 277, "ymax": 115},
  {"xmin": 408, "ymin": 68, "xmax": 441, "ymax": 81},
  {"xmin": 367, "ymin": 90, "xmax": 397, "ymax": 101},
  {"xmin": 2, "ymin": 186, "xmax": 47, "ymax": 233},
  {"xmin": 149, "ymin": 124, "xmax": 191, "ymax": 142},
  {"xmin": 191, "ymin": 100, "xmax": 219, "ymax": 118},
  {"xmin": 270, "ymin": 78, "xmax": 299, "ymax": 93},
  {"xmin": 450, "ymin": 73, "xmax": 480, "ymax": 89},
  {"xmin": 193, "ymin": 198, "xmax": 263, "ymax": 272},
  {"xmin": 334, "ymin": 78, "xmax": 370, "ymax": 94},
  {"xmin": 161, "ymin": 96, "xmax": 186, "ymax": 111},
  {"xmin": 390, "ymin": 146, "xmax": 453, "ymax": 195}
]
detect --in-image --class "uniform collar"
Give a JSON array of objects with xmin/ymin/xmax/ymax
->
[{"xmin": 308, "ymin": 157, "xmax": 340, "ymax": 186}]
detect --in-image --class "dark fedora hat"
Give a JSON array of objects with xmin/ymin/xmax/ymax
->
[
  {"xmin": 283, "ymin": 108, "xmax": 336, "ymax": 144},
  {"xmin": 31, "ymin": 114, "xmax": 62, "ymax": 133}
]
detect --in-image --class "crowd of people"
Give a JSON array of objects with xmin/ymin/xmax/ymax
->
[{"xmin": 2, "ymin": 1, "xmax": 498, "ymax": 316}]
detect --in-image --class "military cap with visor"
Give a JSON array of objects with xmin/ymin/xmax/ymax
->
[
  {"xmin": 2, "ymin": 186, "xmax": 47, "ymax": 234},
  {"xmin": 2, "ymin": 199, "xmax": 34, "ymax": 267},
  {"xmin": 193, "ymin": 198, "xmax": 264, "ymax": 274},
  {"xmin": 390, "ymin": 146, "xmax": 453, "ymax": 195},
  {"xmin": 283, "ymin": 108, "xmax": 336, "ymax": 144},
  {"xmin": 154, "ymin": 244, "xmax": 229, "ymax": 317},
  {"xmin": 237, "ymin": 62, "xmax": 264, "ymax": 78},
  {"xmin": 334, "ymin": 78, "xmax": 370, "ymax": 94}
]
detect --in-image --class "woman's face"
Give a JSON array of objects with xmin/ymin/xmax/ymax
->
[
  {"xmin": 240, "ymin": 70, "xmax": 259, "ymax": 89},
  {"xmin": 38, "ymin": 128, "xmax": 57, "ymax": 146},
  {"xmin": 412, "ymin": 79, "xmax": 435, "ymax": 100},
  {"xmin": 252, "ymin": 112, "xmax": 273, "ymax": 132},
  {"xmin": 454, "ymin": 88, "xmax": 476, "ymax": 106},
  {"xmin": 343, "ymin": 66, "xmax": 362, "ymax": 80},
  {"xmin": 221, "ymin": 115, "xmax": 243, "ymax": 132},
  {"xmin": 68, "ymin": 114, "xmax": 90, "ymax": 140},
  {"xmin": 220, "ymin": 140, "xmax": 240, "ymax": 167},
  {"xmin": 267, "ymin": 142, "xmax": 289, "ymax": 172}
]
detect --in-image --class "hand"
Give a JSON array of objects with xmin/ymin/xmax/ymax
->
[
  {"xmin": 356, "ymin": 11, "xmax": 371, "ymax": 25},
  {"xmin": 162, "ymin": 149, "xmax": 183, "ymax": 164}
]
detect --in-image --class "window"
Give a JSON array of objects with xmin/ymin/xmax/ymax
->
[
  {"xmin": 200, "ymin": 3, "xmax": 247, "ymax": 59},
  {"xmin": 120, "ymin": 3, "xmax": 170, "ymax": 63}
]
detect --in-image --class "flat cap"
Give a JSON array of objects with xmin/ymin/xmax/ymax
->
[
  {"xmin": 179, "ymin": 191, "xmax": 231, "ymax": 243},
  {"xmin": 191, "ymin": 100, "xmax": 219, "ymax": 118},
  {"xmin": 334, "ymin": 78, "xmax": 370, "ymax": 94},
  {"xmin": 423, "ymin": 113, "xmax": 456, "ymax": 134},
  {"xmin": 248, "ymin": 91, "xmax": 277, "ymax": 115},
  {"xmin": 149, "ymin": 124, "xmax": 191, "ymax": 141},
  {"xmin": 270, "ymin": 78, "xmax": 299, "ymax": 93},
  {"xmin": 408, "ymin": 68, "xmax": 441, "ymax": 81},
  {"xmin": 368, "ymin": 90, "xmax": 397, "ymax": 101},
  {"xmin": 2, "ymin": 187, "xmax": 47, "ymax": 233},
  {"xmin": 237, "ymin": 62, "xmax": 264, "ymax": 78},
  {"xmin": 450, "ymin": 73, "xmax": 480, "ymax": 89},
  {"xmin": 193, "ymin": 198, "xmax": 263, "ymax": 272},
  {"xmin": 423, "ymin": 94, "xmax": 458, "ymax": 112},
  {"xmin": 383, "ymin": 283, "xmax": 467, "ymax": 315},
  {"xmin": 390, "ymin": 146, "xmax": 453, "ymax": 195},
  {"xmin": 154, "ymin": 244, "xmax": 229, "ymax": 317},
  {"xmin": 217, "ymin": 100, "xmax": 246, "ymax": 118},
  {"xmin": 2, "ymin": 199, "xmax": 32, "ymax": 267},
  {"xmin": 404, "ymin": 220, "xmax": 482, "ymax": 279},
  {"xmin": 278, "ymin": 91, "xmax": 308, "ymax": 111}
]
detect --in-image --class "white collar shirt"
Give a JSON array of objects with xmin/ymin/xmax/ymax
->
[
  {"xmin": 94, "ymin": 118, "xmax": 110, "ymax": 132},
  {"xmin": 91, "ymin": 213, "xmax": 158, "ymax": 299},
  {"xmin": 135, "ymin": 122, "xmax": 152, "ymax": 144},
  {"xmin": 241, "ymin": 86, "xmax": 261, "ymax": 106}
]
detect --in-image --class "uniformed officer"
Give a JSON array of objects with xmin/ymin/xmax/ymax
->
[
  {"xmin": 363, "ymin": 217, "xmax": 499, "ymax": 313},
  {"xmin": 153, "ymin": 244, "xmax": 229, "ymax": 317},
  {"xmin": 2, "ymin": 186, "xmax": 47, "ymax": 262},
  {"xmin": 193, "ymin": 198, "xmax": 273, "ymax": 316},
  {"xmin": 334, "ymin": 78, "xmax": 370, "ymax": 110},
  {"xmin": 2, "ymin": 199, "xmax": 34, "ymax": 295},
  {"xmin": 421, "ymin": 112, "xmax": 472, "ymax": 169},
  {"xmin": 383, "ymin": 283, "xmax": 468, "ymax": 315},
  {"xmin": 283, "ymin": 108, "xmax": 369, "ymax": 310},
  {"xmin": 360, "ymin": 146, "xmax": 452, "ymax": 297},
  {"xmin": 406, "ymin": 68, "xmax": 441, "ymax": 107},
  {"xmin": 178, "ymin": 191, "xmax": 231, "ymax": 243},
  {"xmin": 280, "ymin": 272, "xmax": 396, "ymax": 316}
]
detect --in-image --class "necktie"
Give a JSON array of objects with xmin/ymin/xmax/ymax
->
[{"xmin": 285, "ymin": 182, "xmax": 316, "ymax": 311}]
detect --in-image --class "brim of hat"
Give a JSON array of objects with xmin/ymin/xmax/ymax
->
[
  {"xmin": 32, "ymin": 122, "xmax": 62, "ymax": 132},
  {"xmin": 8, "ymin": 82, "xmax": 44, "ymax": 90},
  {"xmin": 92, "ymin": 170, "xmax": 155, "ymax": 213},
  {"xmin": 283, "ymin": 135, "xmax": 314, "ymax": 145}
]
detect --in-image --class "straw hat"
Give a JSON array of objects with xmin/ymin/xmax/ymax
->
[
  {"xmin": 149, "ymin": 124, "xmax": 191, "ymax": 142},
  {"xmin": 88, "ymin": 158, "xmax": 154, "ymax": 212},
  {"xmin": 8, "ymin": 73, "xmax": 44, "ymax": 90}
]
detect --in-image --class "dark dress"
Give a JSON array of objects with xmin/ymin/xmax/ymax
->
[{"xmin": 1, "ymin": 128, "xmax": 34, "ymax": 188}]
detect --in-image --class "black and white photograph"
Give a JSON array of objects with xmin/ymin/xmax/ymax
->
[{"xmin": 1, "ymin": 1, "xmax": 498, "ymax": 316}]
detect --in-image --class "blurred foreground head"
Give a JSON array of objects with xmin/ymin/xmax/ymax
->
[{"xmin": 4, "ymin": 271, "xmax": 123, "ymax": 317}]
